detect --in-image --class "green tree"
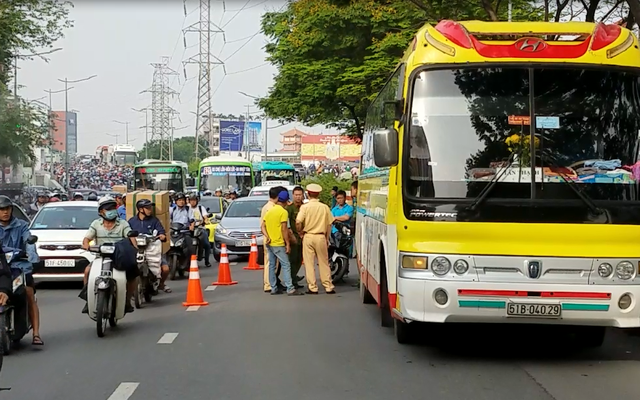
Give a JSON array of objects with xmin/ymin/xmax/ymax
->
[
  {"xmin": 258, "ymin": 0, "xmax": 540, "ymax": 141},
  {"xmin": 138, "ymin": 136, "xmax": 208, "ymax": 164}
]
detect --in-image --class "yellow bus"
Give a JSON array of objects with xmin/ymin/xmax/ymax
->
[{"xmin": 357, "ymin": 20, "xmax": 640, "ymax": 346}]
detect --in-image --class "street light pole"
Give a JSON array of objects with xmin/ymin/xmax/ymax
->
[
  {"xmin": 57, "ymin": 74, "xmax": 97, "ymax": 189},
  {"xmin": 132, "ymin": 108, "xmax": 149, "ymax": 159},
  {"xmin": 13, "ymin": 48, "xmax": 63, "ymax": 97},
  {"xmin": 113, "ymin": 120, "xmax": 130, "ymax": 144}
]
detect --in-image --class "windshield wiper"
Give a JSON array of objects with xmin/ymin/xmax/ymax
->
[
  {"xmin": 544, "ymin": 161, "xmax": 604, "ymax": 216},
  {"xmin": 466, "ymin": 152, "xmax": 518, "ymax": 212}
]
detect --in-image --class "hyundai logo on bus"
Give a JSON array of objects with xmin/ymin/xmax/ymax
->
[
  {"xmin": 516, "ymin": 37, "xmax": 547, "ymax": 53},
  {"xmin": 527, "ymin": 260, "xmax": 541, "ymax": 279}
]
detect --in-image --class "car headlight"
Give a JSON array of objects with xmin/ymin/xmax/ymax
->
[
  {"xmin": 453, "ymin": 259, "xmax": 469, "ymax": 274},
  {"xmin": 598, "ymin": 263, "xmax": 613, "ymax": 278},
  {"xmin": 431, "ymin": 257, "xmax": 451, "ymax": 276},
  {"xmin": 12, "ymin": 274, "xmax": 23, "ymax": 291},
  {"xmin": 215, "ymin": 225, "xmax": 227, "ymax": 235},
  {"xmin": 100, "ymin": 245, "xmax": 115, "ymax": 255},
  {"xmin": 616, "ymin": 261, "xmax": 635, "ymax": 280}
]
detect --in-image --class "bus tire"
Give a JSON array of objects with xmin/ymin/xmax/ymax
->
[
  {"xmin": 379, "ymin": 252, "xmax": 393, "ymax": 328},
  {"xmin": 394, "ymin": 319, "xmax": 417, "ymax": 344},
  {"xmin": 360, "ymin": 276, "xmax": 375, "ymax": 304}
]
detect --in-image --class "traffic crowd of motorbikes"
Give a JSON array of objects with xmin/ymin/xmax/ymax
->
[{"xmin": 44, "ymin": 161, "xmax": 133, "ymax": 190}]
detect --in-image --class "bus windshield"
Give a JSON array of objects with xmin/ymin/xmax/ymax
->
[
  {"xmin": 135, "ymin": 166, "xmax": 184, "ymax": 191},
  {"xmin": 261, "ymin": 169, "xmax": 295, "ymax": 185},
  {"xmin": 114, "ymin": 152, "xmax": 137, "ymax": 166},
  {"xmin": 199, "ymin": 165, "xmax": 252, "ymax": 196},
  {"xmin": 406, "ymin": 67, "xmax": 640, "ymax": 202}
]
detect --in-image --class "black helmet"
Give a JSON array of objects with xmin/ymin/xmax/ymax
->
[
  {"xmin": 136, "ymin": 199, "xmax": 154, "ymax": 210},
  {"xmin": 87, "ymin": 193, "xmax": 98, "ymax": 201},
  {"xmin": 174, "ymin": 192, "xmax": 186, "ymax": 201},
  {"xmin": 188, "ymin": 193, "xmax": 199, "ymax": 201},
  {"xmin": 0, "ymin": 195, "xmax": 12, "ymax": 209}
]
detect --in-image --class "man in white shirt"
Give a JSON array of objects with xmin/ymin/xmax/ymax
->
[{"xmin": 188, "ymin": 194, "xmax": 212, "ymax": 268}]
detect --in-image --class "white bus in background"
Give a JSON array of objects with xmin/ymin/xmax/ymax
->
[{"xmin": 107, "ymin": 144, "xmax": 137, "ymax": 166}]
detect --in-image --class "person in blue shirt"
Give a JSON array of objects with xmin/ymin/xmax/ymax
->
[
  {"xmin": 128, "ymin": 199, "xmax": 172, "ymax": 293},
  {"xmin": 331, "ymin": 190, "xmax": 353, "ymax": 234},
  {"xmin": 117, "ymin": 193, "xmax": 127, "ymax": 220},
  {"xmin": 0, "ymin": 195, "xmax": 43, "ymax": 345}
]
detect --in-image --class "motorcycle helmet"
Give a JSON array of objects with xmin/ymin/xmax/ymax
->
[
  {"xmin": 203, "ymin": 190, "xmax": 212, "ymax": 196},
  {"xmin": 136, "ymin": 199, "xmax": 154, "ymax": 210},
  {"xmin": 174, "ymin": 192, "xmax": 186, "ymax": 201},
  {"xmin": 87, "ymin": 192, "xmax": 98, "ymax": 201},
  {"xmin": 97, "ymin": 196, "xmax": 117, "ymax": 211},
  {"xmin": 188, "ymin": 193, "xmax": 199, "ymax": 201},
  {"xmin": 73, "ymin": 192, "xmax": 84, "ymax": 200},
  {"xmin": 0, "ymin": 195, "xmax": 13, "ymax": 209}
]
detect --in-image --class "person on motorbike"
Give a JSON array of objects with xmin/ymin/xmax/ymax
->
[
  {"xmin": 117, "ymin": 193, "xmax": 127, "ymax": 219},
  {"xmin": 73, "ymin": 192, "xmax": 84, "ymax": 201},
  {"xmin": 29, "ymin": 192, "xmax": 49, "ymax": 217},
  {"xmin": 0, "ymin": 195, "xmax": 43, "ymax": 345},
  {"xmin": 128, "ymin": 199, "xmax": 172, "ymax": 293},
  {"xmin": 214, "ymin": 188, "xmax": 223, "ymax": 197},
  {"xmin": 170, "ymin": 192, "xmax": 195, "ymax": 260},
  {"xmin": 80, "ymin": 196, "xmax": 138, "ymax": 314},
  {"xmin": 187, "ymin": 194, "xmax": 212, "ymax": 268},
  {"xmin": 331, "ymin": 190, "xmax": 353, "ymax": 234}
]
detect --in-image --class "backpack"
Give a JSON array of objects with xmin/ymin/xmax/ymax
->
[{"xmin": 112, "ymin": 238, "xmax": 137, "ymax": 272}]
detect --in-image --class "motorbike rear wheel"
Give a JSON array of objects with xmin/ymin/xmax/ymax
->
[
  {"xmin": 96, "ymin": 290, "xmax": 109, "ymax": 338},
  {"xmin": 331, "ymin": 257, "xmax": 348, "ymax": 283},
  {"xmin": 135, "ymin": 277, "xmax": 143, "ymax": 309},
  {"xmin": 169, "ymin": 254, "xmax": 178, "ymax": 280},
  {"xmin": 0, "ymin": 313, "xmax": 9, "ymax": 363}
]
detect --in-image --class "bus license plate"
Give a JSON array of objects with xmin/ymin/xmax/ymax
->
[
  {"xmin": 507, "ymin": 303, "xmax": 561, "ymax": 318},
  {"xmin": 235, "ymin": 240, "xmax": 252, "ymax": 247}
]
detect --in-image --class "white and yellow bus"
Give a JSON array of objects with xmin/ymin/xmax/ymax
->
[{"xmin": 357, "ymin": 19, "xmax": 640, "ymax": 346}]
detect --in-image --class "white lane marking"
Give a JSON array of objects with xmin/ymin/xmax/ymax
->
[
  {"xmin": 230, "ymin": 262, "xmax": 238, "ymax": 265},
  {"xmin": 205, "ymin": 286, "xmax": 217, "ymax": 291},
  {"xmin": 107, "ymin": 382, "xmax": 139, "ymax": 400},
  {"xmin": 186, "ymin": 305, "xmax": 200, "ymax": 311},
  {"xmin": 157, "ymin": 332, "xmax": 179, "ymax": 344}
]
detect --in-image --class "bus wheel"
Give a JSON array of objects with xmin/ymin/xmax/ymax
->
[
  {"xmin": 394, "ymin": 319, "xmax": 417, "ymax": 344},
  {"xmin": 379, "ymin": 264, "xmax": 393, "ymax": 327}
]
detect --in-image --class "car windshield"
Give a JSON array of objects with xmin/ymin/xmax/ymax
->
[
  {"xmin": 30, "ymin": 206, "xmax": 96, "ymax": 229},
  {"xmin": 224, "ymin": 200, "xmax": 264, "ymax": 218},
  {"xmin": 198, "ymin": 198, "xmax": 222, "ymax": 214},
  {"xmin": 406, "ymin": 67, "xmax": 640, "ymax": 201},
  {"xmin": 250, "ymin": 189, "xmax": 270, "ymax": 197}
]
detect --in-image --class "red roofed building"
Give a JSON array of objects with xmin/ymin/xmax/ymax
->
[{"xmin": 279, "ymin": 128, "xmax": 305, "ymax": 153}]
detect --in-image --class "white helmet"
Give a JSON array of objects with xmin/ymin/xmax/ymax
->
[{"xmin": 97, "ymin": 196, "xmax": 117, "ymax": 211}]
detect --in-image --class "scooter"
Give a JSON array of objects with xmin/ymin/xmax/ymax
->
[
  {"xmin": 0, "ymin": 235, "xmax": 38, "ymax": 360},
  {"xmin": 133, "ymin": 231, "xmax": 162, "ymax": 308},
  {"xmin": 329, "ymin": 221, "xmax": 352, "ymax": 283},
  {"xmin": 87, "ymin": 231, "xmax": 138, "ymax": 338},
  {"xmin": 168, "ymin": 222, "xmax": 191, "ymax": 280}
]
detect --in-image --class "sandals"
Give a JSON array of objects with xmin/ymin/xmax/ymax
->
[
  {"xmin": 32, "ymin": 335, "xmax": 44, "ymax": 346},
  {"xmin": 159, "ymin": 284, "xmax": 172, "ymax": 293}
]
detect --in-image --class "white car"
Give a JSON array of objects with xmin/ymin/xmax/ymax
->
[
  {"xmin": 249, "ymin": 185, "xmax": 308, "ymax": 202},
  {"xmin": 30, "ymin": 201, "xmax": 98, "ymax": 282}
]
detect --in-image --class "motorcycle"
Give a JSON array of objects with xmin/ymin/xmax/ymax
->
[
  {"xmin": 329, "ymin": 221, "xmax": 352, "ymax": 283},
  {"xmin": 168, "ymin": 222, "xmax": 191, "ymax": 280},
  {"xmin": 133, "ymin": 231, "xmax": 162, "ymax": 308},
  {"xmin": 87, "ymin": 231, "xmax": 138, "ymax": 337},
  {"xmin": 0, "ymin": 235, "xmax": 38, "ymax": 360}
]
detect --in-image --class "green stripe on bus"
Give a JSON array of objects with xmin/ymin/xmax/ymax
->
[
  {"xmin": 458, "ymin": 300, "xmax": 506, "ymax": 309},
  {"xmin": 561, "ymin": 303, "xmax": 609, "ymax": 311}
]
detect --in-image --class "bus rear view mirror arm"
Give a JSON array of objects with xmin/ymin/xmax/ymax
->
[{"xmin": 373, "ymin": 128, "xmax": 399, "ymax": 168}]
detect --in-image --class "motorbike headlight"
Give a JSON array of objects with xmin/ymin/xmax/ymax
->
[
  {"xmin": 136, "ymin": 237, "xmax": 147, "ymax": 246},
  {"xmin": 100, "ymin": 245, "xmax": 115, "ymax": 255},
  {"xmin": 175, "ymin": 238, "xmax": 184, "ymax": 247},
  {"xmin": 12, "ymin": 274, "xmax": 23, "ymax": 291},
  {"xmin": 215, "ymin": 225, "xmax": 227, "ymax": 235}
]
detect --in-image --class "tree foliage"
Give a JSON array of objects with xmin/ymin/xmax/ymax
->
[
  {"xmin": 138, "ymin": 136, "xmax": 209, "ymax": 164},
  {"xmin": 259, "ymin": 0, "xmax": 540, "ymax": 141}
]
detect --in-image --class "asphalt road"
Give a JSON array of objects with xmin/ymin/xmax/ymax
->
[{"xmin": 2, "ymin": 258, "xmax": 640, "ymax": 400}]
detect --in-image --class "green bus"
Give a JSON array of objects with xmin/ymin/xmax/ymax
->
[
  {"xmin": 132, "ymin": 160, "xmax": 190, "ymax": 192},
  {"xmin": 253, "ymin": 161, "xmax": 299, "ymax": 186},
  {"xmin": 197, "ymin": 155, "xmax": 254, "ymax": 196}
]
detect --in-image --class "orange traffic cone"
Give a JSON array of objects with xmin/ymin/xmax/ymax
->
[
  {"xmin": 244, "ymin": 235, "xmax": 263, "ymax": 270},
  {"xmin": 212, "ymin": 244, "xmax": 238, "ymax": 285},
  {"xmin": 182, "ymin": 255, "xmax": 209, "ymax": 306}
]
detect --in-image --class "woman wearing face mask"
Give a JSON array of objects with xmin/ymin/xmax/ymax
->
[{"xmin": 78, "ymin": 196, "xmax": 139, "ymax": 314}]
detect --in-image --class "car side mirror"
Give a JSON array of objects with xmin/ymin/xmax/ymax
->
[
  {"xmin": 26, "ymin": 235, "xmax": 38, "ymax": 245},
  {"xmin": 128, "ymin": 230, "xmax": 139, "ymax": 238},
  {"xmin": 373, "ymin": 127, "xmax": 399, "ymax": 168}
]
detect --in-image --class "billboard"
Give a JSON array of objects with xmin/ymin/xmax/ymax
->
[
  {"xmin": 246, "ymin": 121, "xmax": 262, "ymax": 152},
  {"xmin": 220, "ymin": 120, "xmax": 244, "ymax": 152},
  {"xmin": 300, "ymin": 134, "xmax": 361, "ymax": 162},
  {"xmin": 50, "ymin": 111, "xmax": 77, "ymax": 153}
]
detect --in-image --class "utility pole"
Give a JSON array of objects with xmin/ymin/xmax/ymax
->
[
  {"xmin": 44, "ymin": 87, "xmax": 69, "ymax": 171},
  {"xmin": 132, "ymin": 108, "xmax": 150, "ymax": 159},
  {"xmin": 56, "ymin": 75, "xmax": 97, "ymax": 189},
  {"xmin": 182, "ymin": 0, "xmax": 224, "ymax": 159},
  {"xmin": 113, "ymin": 120, "xmax": 130, "ymax": 144},
  {"xmin": 106, "ymin": 132, "xmax": 119, "ymax": 145},
  {"xmin": 14, "ymin": 48, "xmax": 63, "ymax": 97},
  {"xmin": 142, "ymin": 57, "xmax": 178, "ymax": 160}
]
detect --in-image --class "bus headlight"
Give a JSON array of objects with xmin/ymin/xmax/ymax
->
[
  {"xmin": 598, "ymin": 263, "xmax": 613, "ymax": 278},
  {"xmin": 401, "ymin": 256, "xmax": 427, "ymax": 269},
  {"xmin": 431, "ymin": 257, "xmax": 451, "ymax": 276},
  {"xmin": 453, "ymin": 259, "xmax": 469, "ymax": 274},
  {"xmin": 616, "ymin": 261, "xmax": 635, "ymax": 280}
]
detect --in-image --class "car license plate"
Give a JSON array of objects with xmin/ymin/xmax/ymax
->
[
  {"xmin": 44, "ymin": 259, "xmax": 75, "ymax": 267},
  {"xmin": 235, "ymin": 240, "xmax": 252, "ymax": 247},
  {"xmin": 507, "ymin": 302, "xmax": 561, "ymax": 318}
]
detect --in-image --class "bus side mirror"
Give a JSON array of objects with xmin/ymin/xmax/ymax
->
[{"xmin": 373, "ymin": 128, "xmax": 398, "ymax": 168}]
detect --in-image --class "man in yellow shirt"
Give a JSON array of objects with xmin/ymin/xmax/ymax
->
[
  {"xmin": 261, "ymin": 190, "xmax": 303, "ymax": 296},
  {"xmin": 260, "ymin": 186, "xmax": 284, "ymax": 292}
]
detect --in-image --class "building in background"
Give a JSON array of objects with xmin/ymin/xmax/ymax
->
[
  {"xmin": 300, "ymin": 134, "xmax": 361, "ymax": 164},
  {"xmin": 280, "ymin": 128, "xmax": 304, "ymax": 153},
  {"xmin": 50, "ymin": 111, "xmax": 78, "ymax": 154}
]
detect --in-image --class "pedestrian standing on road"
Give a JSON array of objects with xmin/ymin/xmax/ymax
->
[
  {"xmin": 296, "ymin": 183, "xmax": 336, "ymax": 294},
  {"xmin": 285, "ymin": 186, "xmax": 305, "ymax": 288},
  {"xmin": 330, "ymin": 186, "xmax": 338, "ymax": 209},
  {"xmin": 260, "ymin": 186, "xmax": 285, "ymax": 292},
  {"xmin": 261, "ymin": 190, "xmax": 303, "ymax": 296}
]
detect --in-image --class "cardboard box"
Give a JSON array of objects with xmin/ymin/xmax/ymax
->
[
  {"xmin": 112, "ymin": 185, "xmax": 127, "ymax": 194},
  {"xmin": 125, "ymin": 191, "xmax": 171, "ymax": 254}
]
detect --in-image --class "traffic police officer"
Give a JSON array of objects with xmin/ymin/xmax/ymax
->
[{"xmin": 296, "ymin": 183, "xmax": 335, "ymax": 294}]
